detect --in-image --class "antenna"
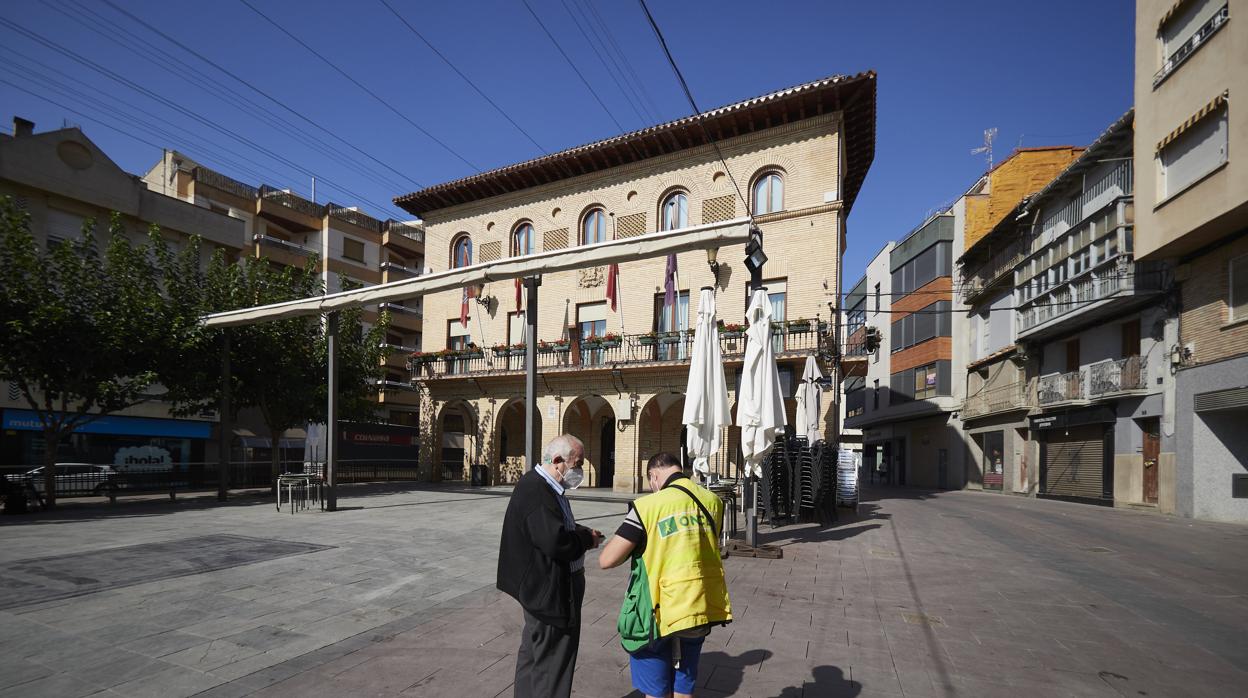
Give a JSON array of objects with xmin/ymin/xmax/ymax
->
[{"xmin": 971, "ymin": 127, "xmax": 998, "ymax": 171}]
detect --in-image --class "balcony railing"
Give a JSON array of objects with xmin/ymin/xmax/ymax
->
[
  {"xmin": 963, "ymin": 379, "xmax": 1033, "ymax": 419},
  {"xmin": 1018, "ymin": 259, "xmax": 1167, "ymax": 334},
  {"xmin": 252, "ymin": 234, "xmax": 313, "ymax": 255},
  {"xmin": 962, "ymin": 240, "xmax": 1024, "ymax": 301},
  {"xmin": 379, "ymin": 302, "xmax": 423, "ymax": 319},
  {"xmin": 410, "ymin": 327, "xmax": 822, "ymax": 380},
  {"xmin": 1154, "ymin": 4, "xmax": 1229, "ymax": 88},
  {"xmin": 1037, "ymin": 369, "xmax": 1086, "ymax": 406},
  {"xmin": 385, "ymin": 220, "xmax": 424, "ymax": 243},
  {"xmin": 259, "ymin": 185, "xmax": 323, "ymax": 218},
  {"xmin": 1089, "ymin": 355, "xmax": 1148, "ymax": 397},
  {"xmin": 1037, "ymin": 162, "xmax": 1133, "ymax": 242},
  {"xmin": 194, "ymin": 166, "xmax": 258, "ymax": 200},
  {"xmin": 328, "ymin": 204, "xmax": 382, "ymax": 234},
  {"xmin": 380, "ymin": 262, "xmax": 421, "ymax": 277}
]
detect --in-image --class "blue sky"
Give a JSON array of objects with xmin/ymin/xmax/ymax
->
[{"xmin": 0, "ymin": 0, "xmax": 1134, "ymax": 283}]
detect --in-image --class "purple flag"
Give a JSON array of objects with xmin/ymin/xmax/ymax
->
[{"xmin": 664, "ymin": 253, "xmax": 678, "ymax": 308}]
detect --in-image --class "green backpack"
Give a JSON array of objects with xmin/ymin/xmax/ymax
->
[{"xmin": 616, "ymin": 555, "xmax": 656, "ymax": 653}]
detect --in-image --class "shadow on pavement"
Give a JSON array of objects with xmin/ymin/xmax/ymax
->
[
  {"xmin": 617, "ymin": 649, "xmax": 772, "ymax": 698},
  {"xmin": 774, "ymin": 665, "xmax": 862, "ymax": 697}
]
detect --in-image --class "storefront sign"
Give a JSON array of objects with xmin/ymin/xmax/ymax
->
[
  {"xmin": 1029, "ymin": 407, "xmax": 1115, "ymax": 431},
  {"xmin": 2, "ymin": 409, "xmax": 212, "ymax": 438},
  {"xmin": 114, "ymin": 445, "xmax": 173, "ymax": 470}
]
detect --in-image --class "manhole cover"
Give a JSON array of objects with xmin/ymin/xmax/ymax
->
[
  {"xmin": 1082, "ymin": 546, "xmax": 1114, "ymax": 553},
  {"xmin": 902, "ymin": 612, "xmax": 944, "ymax": 626}
]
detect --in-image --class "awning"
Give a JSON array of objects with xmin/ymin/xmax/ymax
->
[
  {"xmin": 203, "ymin": 219, "xmax": 751, "ymax": 327},
  {"xmin": 1157, "ymin": 92, "xmax": 1228, "ymax": 152}
]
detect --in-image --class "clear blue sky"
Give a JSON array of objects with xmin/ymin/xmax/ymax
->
[{"xmin": 0, "ymin": 0, "xmax": 1134, "ymax": 284}]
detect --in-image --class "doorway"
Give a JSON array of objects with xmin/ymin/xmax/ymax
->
[
  {"xmin": 598, "ymin": 419, "xmax": 616, "ymax": 488},
  {"xmin": 1141, "ymin": 417, "xmax": 1159, "ymax": 504}
]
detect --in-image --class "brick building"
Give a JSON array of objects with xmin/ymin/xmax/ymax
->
[{"xmin": 394, "ymin": 74, "xmax": 877, "ymax": 492}]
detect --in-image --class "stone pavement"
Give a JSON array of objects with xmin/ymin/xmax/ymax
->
[{"xmin": 1, "ymin": 483, "xmax": 1246, "ymax": 697}]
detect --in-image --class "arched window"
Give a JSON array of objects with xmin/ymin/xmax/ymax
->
[
  {"xmin": 581, "ymin": 208, "xmax": 608, "ymax": 245},
  {"xmin": 451, "ymin": 234, "xmax": 472, "ymax": 268},
  {"xmin": 752, "ymin": 171, "xmax": 784, "ymax": 215},
  {"xmin": 660, "ymin": 191, "xmax": 688, "ymax": 231},
  {"xmin": 511, "ymin": 222, "xmax": 535, "ymax": 256}
]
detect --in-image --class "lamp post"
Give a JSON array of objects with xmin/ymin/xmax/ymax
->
[{"xmin": 742, "ymin": 226, "xmax": 765, "ymax": 548}]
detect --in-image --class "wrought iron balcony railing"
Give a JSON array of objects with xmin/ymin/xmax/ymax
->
[
  {"xmin": 1154, "ymin": 5, "xmax": 1229, "ymax": 88},
  {"xmin": 328, "ymin": 204, "xmax": 382, "ymax": 234},
  {"xmin": 1037, "ymin": 369, "xmax": 1086, "ymax": 406},
  {"xmin": 384, "ymin": 220, "xmax": 425, "ymax": 242},
  {"xmin": 410, "ymin": 327, "xmax": 823, "ymax": 380},
  {"xmin": 379, "ymin": 302, "xmax": 423, "ymax": 318},
  {"xmin": 1089, "ymin": 355, "xmax": 1148, "ymax": 397},
  {"xmin": 193, "ymin": 166, "xmax": 258, "ymax": 200}
]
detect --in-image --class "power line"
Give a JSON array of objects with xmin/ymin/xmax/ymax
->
[
  {"xmin": 236, "ymin": 0, "xmax": 480, "ymax": 172},
  {"xmin": 49, "ymin": 0, "xmax": 409, "ymax": 196},
  {"xmin": 0, "ymin": 15, "xmax": 404, "ymax": 218},
  {"xmin": 518, "ymin": 0, "xmax": 627, "ymax": 133},
  {"xmin": 376, "ymin": 0, "xmax": 548, "ymax": 155},
  {"xmin": 581, "ymin": 0, "xmax": 664, "ymax": 122},
  {"xmin": 97, "ymin": 0, "xmax": 424, "ymax": 191},
  {"xmin": 634, "ymin": 0, "xmax": 751, "ymax": 221},
  {"xmin": 557, "ymin": 0, "xmax": 650, "ymax": 127}
]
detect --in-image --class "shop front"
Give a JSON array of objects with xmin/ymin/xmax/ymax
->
[
  {"xmin": 1, "ymin": 408, "xmax": 214, "ymax": 477},
  {"xmin": 1031, "ymin": 407, "xmax": 1115, "ymax": 505}
]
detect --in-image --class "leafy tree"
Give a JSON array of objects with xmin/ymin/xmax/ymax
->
[
  {"xmin": 155, "ymin": 246, "xmax": 389, "ymax": 486},
  {"xmin": 0, "ymin": 197, "xmax": 167, "ymax": 507}
]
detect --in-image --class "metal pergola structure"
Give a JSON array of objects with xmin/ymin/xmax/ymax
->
[{"xmin": 202, "ymin": 218, "xmax": 752, "ymax": 513}]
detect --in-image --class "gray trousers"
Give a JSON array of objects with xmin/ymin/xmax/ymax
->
[{"xmin": 513, "ymin": 571, "xmax": 585, "ymax": 698}]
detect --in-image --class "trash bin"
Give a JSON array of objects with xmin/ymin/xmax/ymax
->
[{"xmin": 470, "ymin": 464, "xmax": 490, "ymax": 486}]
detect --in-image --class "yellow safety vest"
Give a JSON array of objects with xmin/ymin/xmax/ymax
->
[{"xmin": 623, "ymin": 480, "xmax": 732, "ymax": 645}]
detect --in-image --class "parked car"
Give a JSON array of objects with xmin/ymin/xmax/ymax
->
[{"xmin": 12, "ymin": 464, "xmax": 119, "ymax": 496}]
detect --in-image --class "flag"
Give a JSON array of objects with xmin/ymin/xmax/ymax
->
[
  {"xmin": 460, "ymin": 286, "xmax": 471, "ymax": 327},
  {"xmin": 515, "ymin": 277, "xmax": 523, "ymax": 313},
  {"xmin": 664, "ymin": 253, "xmax": 678, "ymax": 309},
  {"xmin": 456, "ymin": 238, "xmax": 473, "ymax": 326},
  {"xmin": 606, "ymin": 264, "xmax": 619, "ymax": 312}
]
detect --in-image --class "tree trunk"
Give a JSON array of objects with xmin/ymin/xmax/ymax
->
[
  {"xmin": 42, "ymin": 429, "xmax": 59, "ymax": 509},
  {"xmin": 270, "ymin": 430, "xmax": 281, "ymax": 494}
]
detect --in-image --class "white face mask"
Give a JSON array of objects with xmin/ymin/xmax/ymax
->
[{"xmin": 562, "ymin": 467, "xmax": 585, "ymax": 490}]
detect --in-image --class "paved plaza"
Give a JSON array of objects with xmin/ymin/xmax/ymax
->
[{"xmin": 1, "ymin": 483, "xmax": 1246, "ymax": 697}]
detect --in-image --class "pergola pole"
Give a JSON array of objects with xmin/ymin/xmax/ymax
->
[
  {"xmin": 218, "ymin": 329, "xmax": 230, "ymax": 502},
  {"xmin": 326, "ymin": 311, "xmax": 340, "ymax": 511},
  {"xmin": 524, "ymin": 277, "xmax": 541, "ymax": 470}
]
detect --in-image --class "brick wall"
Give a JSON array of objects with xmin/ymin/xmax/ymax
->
[
  {"xmin": 1181, "ymin": 233, "xmax": 1248, "ymax": 365},
  {"xmin": 893, "ymin": 337, "xmax": 953, "ymax": 373},
  {"xmin": 963, "ymin": 148, "xmax": 1084, "ymax": 253}
]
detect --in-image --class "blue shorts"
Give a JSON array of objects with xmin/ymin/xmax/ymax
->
[{"xmin": 629, "ymin": 636, "xmax": 706, "ymax": 696}]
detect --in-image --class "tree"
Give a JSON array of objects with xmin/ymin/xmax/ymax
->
[
  {"xmin": 0, "ymin": 197, "xmax": 167, "ymax": 508},
  {"xmin": 156, "ymin": 246, "xmax": 389, "ymax": 487}
]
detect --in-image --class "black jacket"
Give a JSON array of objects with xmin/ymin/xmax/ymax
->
[{"xmin": 496, "ymin": 469, "xmax": 594, "ymax": 629}]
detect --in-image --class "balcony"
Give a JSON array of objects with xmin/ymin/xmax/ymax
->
[
  {"xmin": 258, "ymin": 185, "xmax": 322, "ymax": 232},
  {"xmin": 193, "ymin": 166, "xmax": 258, "ymax": 201},
  {"xmin": 1038, "ymin": 369, "xmax": 1086, "ymax": 406},
  {"xmin": 1018, "ymin": 259, "xmax": 1167, "ymax": 338},
  {"xmin": 328, "ymin": 204, "xmax": 382, "ymax": 234},
  {"xmin": 963, "ymin": 379, "xmax": 1033, "ymax": 419},
  {"xmin": 962, "ymin": 240, "xmax": 1023, "ymax": 302},
  {"xmin": 384, "ymin": 220, "xmax": 424, "ymax": 243},
  {"xmin": 1153, "ymin": 4, "xmax": 1229, "ymax": 88},
  {"xmin": 379, "ymin": 302, "xmax": 422, "ymax": 319},
  {"xmin": 1088, "ymin": 356, "xmax": 1148, "ymax": 398},
  {"xmin": 380, "ymin": 262, "xmax": 421, "ymax": 278},
  {"xmin": 1037, "ymin": 162, "xmax": 1133, "ymax": 241},
  {"xmin": 252, "ymin": 234, "xmax": 313, "ymax": 255},
  {"xmin": 410, "ymin": 327, "xmax": 822, "ymax": 381}
]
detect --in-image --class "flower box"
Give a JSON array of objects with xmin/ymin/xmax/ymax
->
[
  {"xmin": 659, "ymin": 333, "xmax": 682, "ymax": 345},
  {"xmin": 637, "ymin": 335, "xmax": 658, "ymax": 346},
  {"xmin": 720, "ymin": 330, "xmax": 743, "ymax": 340},
  {"xmin": 786, "ymin": 320, "xmax": 811, "ymax": 333},
  {"xmin": 600, "ymin": 338, "xmax": 622, "ymax": 349},
  {"xmin": 580, "ymin": 339, "xmax": 603, "ymax": 350}
]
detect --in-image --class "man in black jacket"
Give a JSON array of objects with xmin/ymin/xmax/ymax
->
[{"xmin": 497, "ymin": 434, "xmax": 602, "ymax": 698}]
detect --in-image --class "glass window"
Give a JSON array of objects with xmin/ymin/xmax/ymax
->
[
  {"xmin": 914, "ymin": 363, "xmax": 938, "ymax": 400},
  {"xmin": 752, "ymin": 172, "xmax": 783, "ymax": 215},
  {"xmin": 578, "ymin": 302, "xmax": 608, "ymax": 366},
  {"xmin": 512, "ymin": 222, "xmax": 535, "ymax": 256},
  {"xmin": 452, "ymin": 234, "xmax": 472, "ymax": 269},
  {"xmin": 582, "ymin": 208, "xmax": 608, "ymax": 245},
  {"xmin": 1231, "ymin": 254, "xmax": 1248, "ymax": 322},
  {"xmin": 342, "ymin": 237, "xmax": 365, "ymax": 263},
  {"xmin": 654, "ymin": 291, "xmax": 690, "ymax": 360},
  {"xmin": 660, "ymin": 192, "xmax": 688, "ymax": 231}
]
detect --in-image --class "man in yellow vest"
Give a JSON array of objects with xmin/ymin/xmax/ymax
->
[{"xmin": 599, "ymin": 452, "xmax": 732, "ymax": 698}]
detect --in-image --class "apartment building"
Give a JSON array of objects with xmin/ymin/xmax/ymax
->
[
  {"xmin": 0, "ymin": 118, "xmax": 242, "ymax": 468},
  {"xmin": 1135, "ymin": 0, "xmax": 1247, "ymax": 522},
  {"xmin": 141, "ymin": 152, "xmax": 426, "ymax": 428},
  {"xmin": 842, "ymin": 243, "xmax": 893, "ymax": 481},
  {"xmin": 394, "ymin": 73, "xmax": 877, "ymax": 491},
  {"xmin": 956, "ymin": 147, "xmax": 1084, "ymax": 495}
]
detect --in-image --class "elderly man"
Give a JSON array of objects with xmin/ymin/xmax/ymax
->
[{"xmin": 496, "ymin": 434, "xmax": 603, "ymax": 698}]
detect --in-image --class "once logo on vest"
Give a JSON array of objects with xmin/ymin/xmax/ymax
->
[{"xmin": 657, "ymin": 511, "xmax": 706, "ymax": 538}]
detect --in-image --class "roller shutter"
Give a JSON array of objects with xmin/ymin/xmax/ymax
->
[{"xmin": 1042, "ymin": 425, "xmax": 1106, "ymax": 500}]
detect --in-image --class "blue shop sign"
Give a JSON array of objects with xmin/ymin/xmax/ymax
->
[{"xmin": 2, "ymin": 409, "xmax": 213, "ymax": 439}]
